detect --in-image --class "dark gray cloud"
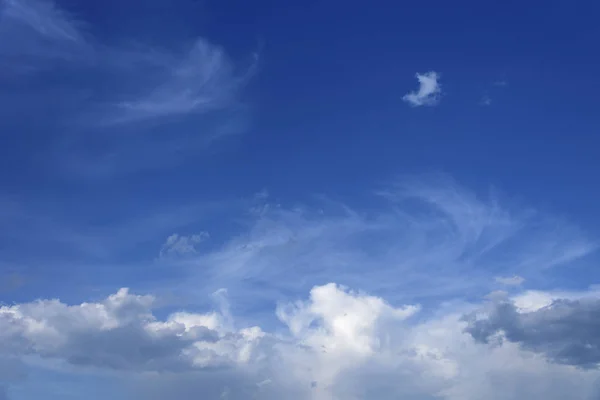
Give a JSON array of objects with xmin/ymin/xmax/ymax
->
[{"xmin": 465, "ymin": 297, "xmax": 600, "ymax": 368}]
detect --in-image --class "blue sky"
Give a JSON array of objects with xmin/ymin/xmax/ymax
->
[{"xmin": 1, "ymin": 0, "xmax": 600, "ymax": 399}]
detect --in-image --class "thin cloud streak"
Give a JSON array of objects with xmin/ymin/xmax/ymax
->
[
  {"xmin": 107, "ymin": 40, "xmax": 258, "ymax": 124},
  {"xmin": 168, "ymin": 176, "xmax": 596, "ymax": 309},
  {"xmin": 495, "ymin": 275, "xmax": 525, "ymax": 286},
  {"xmin": 2, "ymin": 0, "xmax": 82, "ymax": 42},
  {"xmin": 0, "ymin": 0, "xmax": 92, "ymax": 69},
  {"xmin": 0, "ymin": 0, "xmax": 257, "ymax": 177}
]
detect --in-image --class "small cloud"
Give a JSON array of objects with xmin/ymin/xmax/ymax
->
[
  {"xmin": 493, "ymin": 80, "xmax": 508, "ymax": 87},
  {"xmin": 495, "ymin": 275, "xmax": 525, "ymax": 286},
  {"xmin": 485, "ymin": 290, "xmax": 509, "ymax": 301},
  {"xmin": 480, "ymin": 95, "xmax": 492, "ymax": 106},
  {"xmin": 256, "ymin": 378, "xmax": 272, "ymax": 388},
  {"xmin": 402, "ymin": 71, "xmax": 441, "ymax": 107},
  {"xmin": 159, "ymin": 232, "xmax": 208, "ymax": 258}
]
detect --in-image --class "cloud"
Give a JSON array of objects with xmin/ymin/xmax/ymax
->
[
  {"xmin": 403, "ymin": 71, "xmax": 442, "ymax": 107},
  {"xmin": 1, "ymin": 0, "xmax": 82, "ymax": 42},
  {"xmin": 1, "ymin": 176, "xmax": 597, "ymax": 397},
  {"xmin": 2, "ymin": 285, "xmax": 600, "ymax": 399},
  {"xmin": 107, "ymin": 40, "xmax": 257, "ymax": 124},
  {"xmin": 465, "ymin": 292, "xmax": 600, "ymax": 369},
  {"xmin": 0, "ymin": 0, "xmax": 90, "ymax": 71},
  {"xmin": 174, "ymin": 176, "xmax": 596, "ymax": 311},
  {"xmin": 480, "ymin": 94, "xmax": 492, "ymax": 106},
  {"xmin": 0, "ymin": 287, "xmax": 256, "ymax": 372},
  {"xmin": 159, "ymin": 232, "xmax": 209, "ymax": 258},
  {"xmin": 495, "ymin": 275, "xmax": 525, "ymax": 286},
  {"xmin": 0, "ymin": 0, "xmax": 256, "ymax": 178}
]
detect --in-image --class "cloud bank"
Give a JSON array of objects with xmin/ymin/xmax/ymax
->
[
  {"xmin": 0, "ymin": 176, "xmax": 598, "ymax": 398},
  {"xmin": 2, "ymin": 284, "xmax": 600, "ymax": 399}
]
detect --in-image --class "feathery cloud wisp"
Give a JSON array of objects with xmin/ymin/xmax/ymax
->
[
  {"xmin": 495, "ymin": 275, "xmax": 525, "ymax": 286},
  {"xmin": 158, "ymin": 175, "xmax": 597, "ymax": 311},
  {"xmin": 109, "ymin": 40, "xmax": 257, "ymax": 124},
  {"xmin": 2, "ymin": 0, "xmax": 82, "ymax": 42},
  {"xmin": 0, "ymin": 0, "xmax": 257, "ymax": 176},
  {"xmin": 160, "ymin": 232, "xmax": 209, "ymax": 258},
  {"xmin": 0, "ymin": 0, "xmax": 91, "ymax": 72},
  {"xmin": 403, "ymin": 71, "xmax": 442, "ymax": 107}
]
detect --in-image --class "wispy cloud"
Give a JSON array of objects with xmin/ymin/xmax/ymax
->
[
  {"xmin": 161, "ymin": 175, "xmax": 597, "ymax": 310},
  {"xmin": 0, "ymin": 0, "xmax": 91, "ymax": 71},
  {"xmin": 495, "ymin": 275, "xmax": 525, "ymax": 286},
  {"xmin": 480, "ymin": 94, "xmax": 492, "ymax": 106},
  {"xmin": 107, "ymin": 40, "xmax": 257, "ymax": 124},
  {"xmin": 159, "ymin": 233, "xmax": 209, "ymax": 258},
  {"xmin": 403, "ymin": 71, "xmax": 442, "ymax": 107},
  {"xmin": 2, "ymin": 0, "xmax": 82, "ymax": 42},
  {"xmin": 0, "ymin": 0, "xmax": 257, "ymax": 177}
]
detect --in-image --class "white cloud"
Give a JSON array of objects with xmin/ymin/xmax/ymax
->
[
  {"xmin": 160, "ymin": 232, "xmax": 209, "ymax": 258},
  {"xmin": 0, "ymin": 287, "xmax": 259, "ymax": 372},
  {"xmin": 2, "ymin": 285, "xmax": 600, "ymax": 399},
  {"xmin": 495, "ymin": 275, "xmax": 525, "ymax": 286},
  {"xmin": 177, "ymin": 176, "xmax": 595, "ymax": 310},
  {"xmin": 110, "ymin": 40, "xmax": 257, "ymax": 124},
  {"xmin": 403, "ymin": 71, "xmax": 442, "ymax": 107}
]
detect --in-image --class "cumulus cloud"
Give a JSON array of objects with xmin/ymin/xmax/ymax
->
[
  {"xmin": 495, "ymin": 275, "xmax": 525, "ymax": 286},
  {"xmin": 2, "ymin": 285, "xmax": 600, "ymax": 399},
  {"xmin": 159, "ymin": 232, "xmax": 209, "ymax": 258},
  {"xmin": 465, "ymin": 294, "xmax": 600, "ymax": 369},
  {"xmin": 403, "ymin": 71, "xmax": 442, "ymax": 107},
  {"xmin": 0, "ymin": 288, "xmax": 261, "ymax": 372}
]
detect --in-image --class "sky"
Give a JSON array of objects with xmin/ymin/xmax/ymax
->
[{"xmin": 1, "ymin": 0, "xmax": 600, "ymax": 398}]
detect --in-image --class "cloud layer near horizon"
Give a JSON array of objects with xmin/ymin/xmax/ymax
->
[{"xmin": 2, "ymin": 284, "xmax": 600, "ymax": 399}]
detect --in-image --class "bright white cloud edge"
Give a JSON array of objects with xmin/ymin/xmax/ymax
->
[{"xmin": 2, "ymin": 284, "xmax": 600, "ymax": 399}]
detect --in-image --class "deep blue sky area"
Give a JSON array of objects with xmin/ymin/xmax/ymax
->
[
  {"xmin": 1, "ymin": 1, "xmax": 600, "ymax": 398},
  {"xmin": 4, "ymin": 0, "xmax": 599, "ymax": 225}
]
